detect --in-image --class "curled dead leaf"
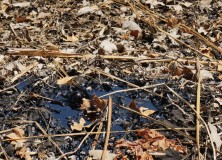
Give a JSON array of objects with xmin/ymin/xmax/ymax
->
[
  {"xmin": 80, "ymin": 98, "xmax": 91, "ymax": 110},
  {"xmin": 70, "ymin": 118, "xmax": 86, "ymax": 131},
  {"xmin": 16, "ymin": 146, "xmax": 32, "ymax": 160},
  {"xmin": 93, "ymin": 95, "xmax": 108, "ymax": 110},
  {"xmin": 57, "ymin": 76, "xmax": 73, "ymax": 85},
  {"xmin": 129, "ymin": 101, "xmax": 155, "ymax": 116},
  {"xmin": 139, "ymin": 107, "xmax": 156, "ymax": 116},
  {"xmin": 6, "ymin": 127, "xmax": 27, "ymax": 148}
]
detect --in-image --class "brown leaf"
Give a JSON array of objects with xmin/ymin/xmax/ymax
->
[
  {"xmin": 115, "ymin": 128, "xmax": 187, "ymax": 159},
  {"xmin": 93, "ymin": 95, "xmax": 108, "ymax": 110},
  {"xmin": 129, "ymin": 100, "xmax": 140, "ymax": 113},
  {"xmin": 16, "ymin": 17, "xmax": 31, "ymax": 23},
  {"xmin": 130, "ymin": 30, "xmax": 140, "ymax": 39},
  {"xmin": 167, "ymin": 16, "xmax": 182, "ymax": 28},
  {"xmin": 200, "ymin": 47, "xmax": 214, "ymax": 59},
  {"xmin": 137, "ymin": 129, "xmax": 187, "ymax": 153}
]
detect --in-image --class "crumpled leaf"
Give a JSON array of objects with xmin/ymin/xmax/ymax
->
[
  {"xmin": 171, "ymin": 5, "xmax": 183, "ymax": 14},
  {"xmin": 217, "ymin": 64, "xmax": 222, "ymax": 72},
  {"xmin": 115, "ymin": 129, "xmax": 186, "ymax": 159},
  {"xmin": 80, "ymin": 98, "xmax": 91, "ymax": 110},
  {"xmin": 168, "ymin": 62, "xmax": 195, "ymax": 80},
  {"xmin": 166, "ymin": 16, "xmax": 182, "ymax": 28},
  {"xmin": 129, "ymin": 100, "xmax": 140, "ymax": 112},
  {"xmin": 57, "ymin": 76, "xmax": 74, "ymax": 85},
  {"xmin": 142, "ymin": 0, "xmax": 164, "ymax": 9},
  {"xmin": 89, "ymin": 150, "xmax": 116, "ymax": 160},
  {"xmin": 218, "ymin": 74, "xmax": 222, "ymax": 80},
  {"xmin": 129, "ymin": 101, "xmax": 156, "ymax": 116},
  {"xmin": 37, "ymin": 12, "xmax": 51, "ymax": 19},
  {"xmin": 199, "ymin": 70, "xmax": 214, "ymax": 80},
  {"xmin": 168, "ymin": 28, "xmax": 180, "ymax": 46},
  {"xmin": 70, "ymin": 118, "xmax": 86, "ymax": 131},
  {"xmin": 208, "ymin": 123, "xmax": 222, "ymax": 150},
  {"xmin": 200, "ymin": 47, "xmax": 214, "ymax": 59},
  {"xmin": 12, "ymin": 2, "xmax": 30, "ymax": 7},
  {"xmin": 199, "ymin": 0, "xmax": 212, "ymax": 9},
  {"xmin": 16, "ymin": 146, "xmax": 32, "ymax": 160},
  {"xmin": 6, "ymin": 127, "xmax": 27, "ymax": 148},
  {"xmin": 65, "ymin": 35, "xmax": 79, "ymax": 42},
  {"xmin": 182, "ymin": 2, "xmax": 193, "ymax": 7},
  {"xmin": 99, "ymin": 40, "xmax": 117, "ymax": 54},
  {"xmin": 122, "ymin": 21, "xmax": 142, "ymax": 32},
  {"xmin": 77, "ymin": 5, "xmax": 98, "ymax": 15},
  {"xmin": 93, "ymin": 95, "xmax": 108, "ymax": 110},
  {"xmin": 139, "ymin": 107, "xmax": 156, "ymax": 116},
  {"xmin": 215, "ymin": 97, "xmax": 222, "ymax": 105},
  {"xmin": 198, "ymin": 27, "xmax": 208, "ymax": 35}
]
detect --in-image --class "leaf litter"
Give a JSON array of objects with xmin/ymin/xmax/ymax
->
[{"xmin": 0, "ymin": 0, "xmax": 222, "ymax": 159}]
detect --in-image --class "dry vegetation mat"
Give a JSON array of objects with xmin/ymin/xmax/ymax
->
[{"xmin": 0, "ymin": 0, "xmax": 222, "ymax": 159}]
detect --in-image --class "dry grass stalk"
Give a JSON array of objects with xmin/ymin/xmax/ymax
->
[
  {"xmin": 196, "ymin": 57, "xmax": 201, "ymax": 160},
  {"xmin": 101, "ymin": 96, "xmax": 112, "ymax": 160}
]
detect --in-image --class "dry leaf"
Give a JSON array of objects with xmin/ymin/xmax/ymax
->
[
  {"xmin": 167, "ymin": 16, "xmax": 181, "ymax": 28},
  {"xmin": 182, "ymin": 2, "xmax": 192, "ymax": 7},
  {"xmin": 200, "ymin": 70, "xmax": 214, "ymax": 80},
  {"xmin": 122, "ymin": 21, "xmax": 142, "ymax": 32},
  {"xmin": 143, "ymin": 0, "xmax": 164, "ymax": 8},
  {"xmin": 80, "ymin": 98, "xmax": 91, "ymax": 110},
  {"xmin": 6, "ymin": 127, "xmax": 27, "ymax": 148},
  {"xmin": 93, "ymin": 95, "xmax": 108, "ymax": 110},
  {"xmin": 199, "ymin": 0, "xmax": 212, "ymax": 9},
  {"xmin": 217, "ymin": 64, "xmax": 222, "ymax": 71},
  {"xmin": 198, "ymin": 27, "xmax": 208, "ymax": 35},
  {"xmin": 16, "ymin": 146, "xmax": 32, "ymax": 160},
  {"xmin": 115, "ymin": 129, "xmax": 186, "ymax": 159},
  {"xmin": 200, "ymin": 47, "xmax": 214, "ymax": 59},
  {"xmin": 12, "ymin": 2, "xmax": 31, "ymax": 7},
  {"xmin": 65, "ymin": 35, "xmax": 79, "ymax": 42},
  {"xmin": 37, "ymin": 12, "xmax": 51, "ymax": 19},
  {"xmin": 77, "ymin": 5, "xmax": 98, "ymax": 15},
  {"xmin": 129, "ymin": 100, "xmax": 140, "ymax": 113},
  {"xmin": 89, "ymin": 150, "xmax": 116, "ymax": 160},
  {"xmin": 129, "ymin": 101, "xmax": 155, "ymax": 116},
  {"xmin": 215, "ymin": 97, "xmax": 222, "ymax": 105},
  {"xmin": 139, "ymin": 107, "xmax": 156, "ymax": 116},
  {"xmin": 168, "ymin": 28, "xmax": 180, "ymax": 46},
  {"xmin": 99, "ymin": 40, "xmax": 117, "ymax": 53},
  {"xmin": 16, "ymin": 16, "xmax": 31, "ymax": 23},
  {"xmin": 208, "ymin": 123, "xmax": 222, "ymax": 150},
  {"xmin": 57, "ymin": 76, "xmax": 74, "ymax": 85},
  {"xmin": 12, "ymin": 127, "xmax": 25, "ymax": 137},
  {"xmin": 70, "ymin": 118, "xmax": 86, "ymax": 131},
  {"xmin": 168, "ymin": 5, "xmax": 183, "ymax": 14}
]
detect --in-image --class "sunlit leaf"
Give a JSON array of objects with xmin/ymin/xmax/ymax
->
[{"xmin": 57, "ymin": 76, "xmax": 74, "ymax": 85}]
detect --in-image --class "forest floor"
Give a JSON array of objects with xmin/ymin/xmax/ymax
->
[{"xmin": 0, "ymin": 0, "xmax": 222, "ymax": 160}]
